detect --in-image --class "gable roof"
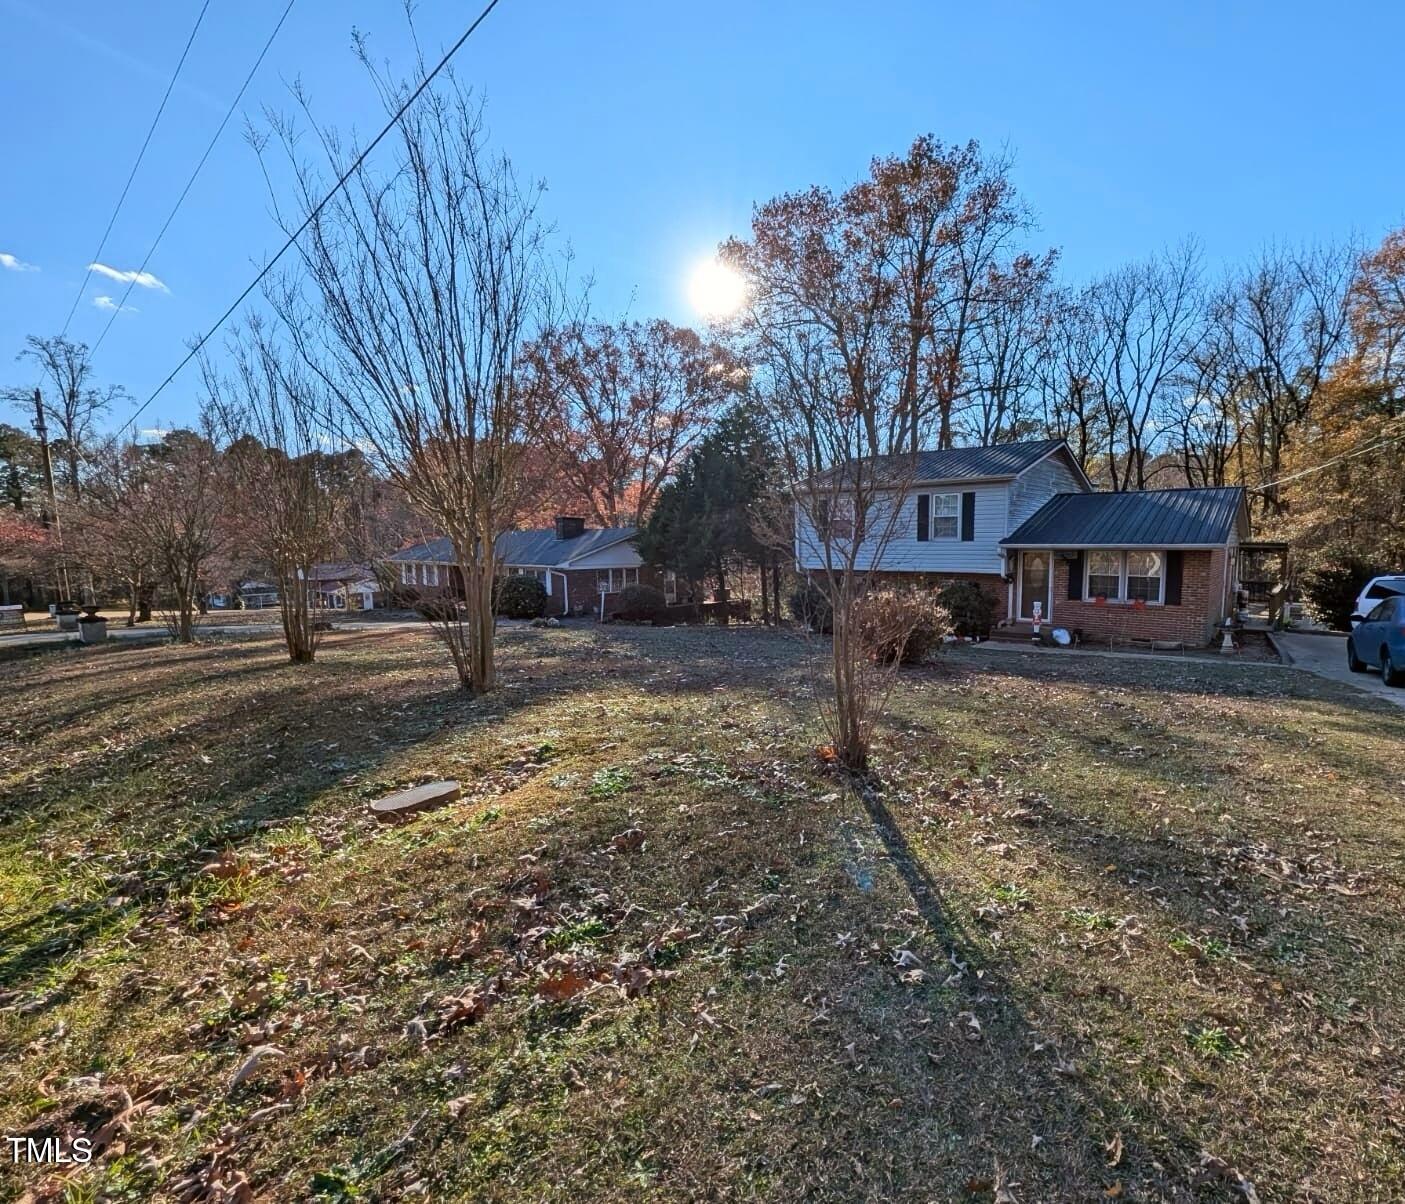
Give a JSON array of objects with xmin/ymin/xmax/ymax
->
[
  {"xmin": 386, "ymin": 526, "xmax": 637, "ymax": 568},
  {"xmin": 818, "ymin": 438, "xmax": 1088, "ymax": 490},
  {"xmin": 908, "ymin": 437, "xmax": 1070, "ymax": 482},
  {"xmin": 1001, "ymin": 487, "xmax": 1248, "ymax": 548}
]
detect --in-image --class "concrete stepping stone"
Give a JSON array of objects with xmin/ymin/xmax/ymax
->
[{"xmin": 370, "ymin": 780, "xmax": 461, "ymax": 823}]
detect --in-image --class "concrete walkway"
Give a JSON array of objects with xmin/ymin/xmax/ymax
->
[{"xmin": 1272, "ymin": 630, "xmax": 1405, "ymax": 710}]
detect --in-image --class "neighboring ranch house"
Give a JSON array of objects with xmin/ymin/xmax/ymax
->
[
  {"xmin": 307, "ymin": 563, "xmax": 384, "ymax": 611},
  {"xmin": 387, "ymin": 516, "xmax": 667, "ymax": 618},
  {"xmin": 794, "ymin": 438, "xmax": 1250, "ymax": 646}
]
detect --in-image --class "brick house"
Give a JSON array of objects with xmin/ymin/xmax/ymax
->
[
  {"xmin": 794, "ymin": 438, "xmax": 1249, "ymax": 646},
  {"xmin": 386, "ymin": 516, "xmax": 668, "ymax": 618}
]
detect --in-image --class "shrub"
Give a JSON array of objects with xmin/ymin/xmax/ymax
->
[
  {"xmin": 937, "ymin": 579, "xmax": 998, "ymax": 638},
  {"xmin": 1301, "ymin": 557, "xmax": 1384, "ymax": 630},
  {"xmin": 788, "ymin": 581, "xmax": 833, "ymax": 633},
  {"xmin": 614, "ymin": 583, "xmax": 667, "ymax": 622},
  {"xmin": 854, "ymin": 588, "xmax": 951, "ymax": 665},
  {"xmin": 415, "ymin": 596, "xmax": 461, "ymax": 623},
  {"xmin": 497, "ymin": 573, "xmax": 548, "ymax": 619}
]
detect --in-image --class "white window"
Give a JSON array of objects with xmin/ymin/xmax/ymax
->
[
  {"xmin": 929, "ymin": 492, "xmax": 959, "ymax": 540},
  {"xmin": 1085, "ymin": 551, "xmax": 1165, "ymax": 604},
  {"xmin": 429, "ymin": 564, "xmax": 440, "ymax": 587},
  {"xmin": 401, "ymin": 562, "xmax": 412, "ymax": 586},
  {"xmin": 596, "ymin": 567, "xmax": 640, "ymax": 592},
  {"xmin": 1086, "ymin": 551, "xmax": 1122, "ymax": 600},
  {"xmin": 1125, "ymin": 551, "xmax": 1163, "ymax": 603}
]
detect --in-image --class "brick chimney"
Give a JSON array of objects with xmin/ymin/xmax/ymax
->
[{"xmin": 554, "ymin": 515, "xmax": 586, "ymax": 541}]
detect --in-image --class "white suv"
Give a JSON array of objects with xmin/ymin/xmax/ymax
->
[{"xmin": 1352, "ymin": 575, "xmax": 1405, "ymax": 627}]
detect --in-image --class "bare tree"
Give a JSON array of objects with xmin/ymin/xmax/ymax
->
[
  {"xmin": 526, "ymin": 319, "xmax": 737, "ymax": 526},
  {"xmin": 91, "ymin": 431, "xmax": 227, "ymax": 642},
  {"xmin": 1084, "ymin": 243, "xmax": 1203, "ymax": 490},
  {"xmin": 8, "ymin": 335, "xmax": 124, "ymax": 497},
  {"xmin": 204, "ymin": 319, "xmax": 350, "ymax": 663},
  {"xmin": 261, "ymin": 54, "xmax": 561, "ymax": 692},
  {"xmin": 1212, "ymin": 243, "xmax": 1356, "ymax": 512},
  {"xmin": 1033, "ymin": 290, "xmax": 1107, "ymax": 479}
]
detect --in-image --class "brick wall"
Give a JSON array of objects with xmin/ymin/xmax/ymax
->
[
  {"xmin": 545, "ymin": 566, "xmax": 666, "ymax": 617},
  {"xmin": 1049, "ymin": 550, "xmax": 1228, "ymax": 646}
]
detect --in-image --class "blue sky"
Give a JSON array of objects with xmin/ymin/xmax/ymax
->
[{"xmin": 3, "ymin": 0, "xmax": 1404, "ymax": 435}]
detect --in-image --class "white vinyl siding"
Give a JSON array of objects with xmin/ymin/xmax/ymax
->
[
  {"xmin": 795, "ymin": 483, "xmax": 1007, "ymax": 574},
  {"xmin": 1006, "ymin": 450, "xmax": 1089, "ymax": 530}
]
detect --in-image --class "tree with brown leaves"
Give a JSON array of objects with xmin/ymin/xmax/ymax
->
[{"xmin": 526, "ymin": 319, "xmax": 738, "ymax": 527}]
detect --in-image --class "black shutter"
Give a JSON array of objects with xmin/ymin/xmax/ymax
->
[
  {"xmin": 1164, "ymin": 550, "xmax": 1183, "ymax": 606},
  {"xmin": 960, "ymin": 492, "xmax": 976, "ymax": 541},
  {"xmin": 916, "ymin": 494, "xmax": 930, "ymax": 542},
  {"xmin": 1068, "ymin": 550, "xmax": 1085, "ymax": 600}
]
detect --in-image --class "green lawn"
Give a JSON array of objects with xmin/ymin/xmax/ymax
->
[{"xmin": 2, "ymin": 625, "xmax": 1402, "ymax": 1201}]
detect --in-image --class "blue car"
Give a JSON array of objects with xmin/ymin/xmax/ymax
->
[{"xmin": 1348, "ymin": 594, "xmax": 1405, "ymax": 686}]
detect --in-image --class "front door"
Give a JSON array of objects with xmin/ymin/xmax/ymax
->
[{"xmin": 1019, "ymin": 551, "xmax": 1051, "ymax": 624}]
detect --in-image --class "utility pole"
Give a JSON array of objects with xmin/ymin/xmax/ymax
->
[{"xmin": 32, "ymin": 388, "xmax": 72, "ymax": 600}]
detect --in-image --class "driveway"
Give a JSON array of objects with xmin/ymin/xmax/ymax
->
[{"xmin": 1273, "ymin": 630, "xmax": 1405, "ymax": 710}]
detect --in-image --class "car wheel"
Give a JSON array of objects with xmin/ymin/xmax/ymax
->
[
  {"xmin": 1383, "ymin": 649, "xmax": 1405, "ymax": 688},
  {"xmin": 1347, "ymin": 639, "xmax": 1366, "ymax": 673}
]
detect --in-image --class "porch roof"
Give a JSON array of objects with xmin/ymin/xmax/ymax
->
[{"xmin": 1001, "ymin": 487, "xmax": 1247, "ymax": 549}]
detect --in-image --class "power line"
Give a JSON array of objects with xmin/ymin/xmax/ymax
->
[
  {"xmin": 118, "ymin": 0, "xmax": 505, "ymax": 438},
  {"xmin": 1249, "ymin": 428, "xmax": 1405, "ymax": 492},
  {"xmin": 91, "ymin": 0, "xmax": 297, "ymax": 357},
  {"xmin": 60, "ymin": 0, "xmax": 213, "ymax": 337}
]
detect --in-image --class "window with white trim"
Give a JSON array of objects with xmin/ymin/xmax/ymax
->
[
  {"xmin": 1125, "ymin": 551, "xmax": 1163, "ymax": 602},
  {"xmin": 596, "ymin": 567, "xmax": 640, "ymax": 592},
  {"xmin": 1086, "ymin": 550, "xmax": 1121, "ymax": 600},
  {"xmin": 929, "ymin": 492, "xmax": 959, "ymax": 539},
  {"xmin": 1085, "ymin": 551, "xmax": 1165, "ymax": 604},
  {"xmin": 400, "ymin": 562, "xmax": 413, "ymax": 586}
]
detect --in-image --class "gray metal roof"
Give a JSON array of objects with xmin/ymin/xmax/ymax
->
[
  {"xmin": 387, "ymin": 526, "xmax": 637, "ymax": 568},
  {"xmin": 1001, "ymin": 487, "xmax": 1247, "ymax": 548},
  {"xmin": 815, "ymin": 438, "xmax": 1075, "ymax": 489}
]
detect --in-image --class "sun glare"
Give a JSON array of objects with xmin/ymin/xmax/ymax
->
[{"xmin": 687, "ymin": 258, "xmax": 746, "ymax": 319}]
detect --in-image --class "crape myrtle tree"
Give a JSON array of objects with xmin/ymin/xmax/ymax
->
[
  {"xmin": 526, "ymin": 319, "xmax": 739, "ymax": 527},
  {"xmin": 262, "ymin": 49, "xmax": 562, "ymax": 693},
  {"xmin": 87, "ymin": 429, "xmax": 228, "ymax": 643},
  {"xmin": 203, "ymin": 318, "xmax": 351, "ymax": 663}
]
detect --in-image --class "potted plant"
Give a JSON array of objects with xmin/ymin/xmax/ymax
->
[{"xmin": 77, "ymin": 605, "xmax": 108, "ymax": 644}]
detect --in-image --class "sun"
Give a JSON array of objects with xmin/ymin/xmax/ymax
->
[{"xmin": 687, "ymin": 258, "xmax": 747, "ymax": 319}]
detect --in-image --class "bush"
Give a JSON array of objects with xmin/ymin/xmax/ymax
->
[
  {"xmin": 497, "ymin": 574, "xmax": 548, "ymax": 619},
  {"xmin": 788, "ymin": 581, "xmax": 833, "ymax": 633},
  {"xmin": 415, "ymin": 596, "xmax": 461, "ymax": 623},
  {"xmin": 1301, "ymin": 558, "xmax": 1384, "ymax": 630},
  {"xmin": 937, "ymin": 579, "xmax": 998, "ymax": 639},
  {"xmin": 614, "ymin": 583, "xmax": 667, "ymax": 622},
  {"xmin": 854, "ymin": 589, "xmax": 951, "ymax": 665}
]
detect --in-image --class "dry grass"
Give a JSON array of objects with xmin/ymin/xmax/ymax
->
[{"xmin": 1, "ymin": 625, "xmax": 1401, "ymax": 1202}]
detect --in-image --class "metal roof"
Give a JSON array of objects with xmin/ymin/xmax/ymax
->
[
  {"xmin": 816, "ymin": 438, "xmax": 1077, "ymax": 489},
  {"xmin": 1001, "ymin": 487, "xmax": 1247, "ymax": 548},
  {"xmin": 387, "ymin": 526, "xmax": 637, "ymax": 568}
]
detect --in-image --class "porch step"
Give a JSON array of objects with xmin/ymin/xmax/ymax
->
[{"xmin": 986, "ymin": 625, "xmax": 1043, "ymax": 645}]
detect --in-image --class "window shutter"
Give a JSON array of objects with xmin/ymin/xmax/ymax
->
[
  {"xmin": 916, "ymin": 494, "xmax": 930, "ymax": 542},
  {"xmin": 960, "ymin": 492, "xmax": 976, "ymax": 541},
  {"xmin": 1165, "ymin": 550, "xmax": 1183, "ymax": 606},
  {"xmin": 1068, "ymin": 551, "xmax": 1084, "ymax": 600}
]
